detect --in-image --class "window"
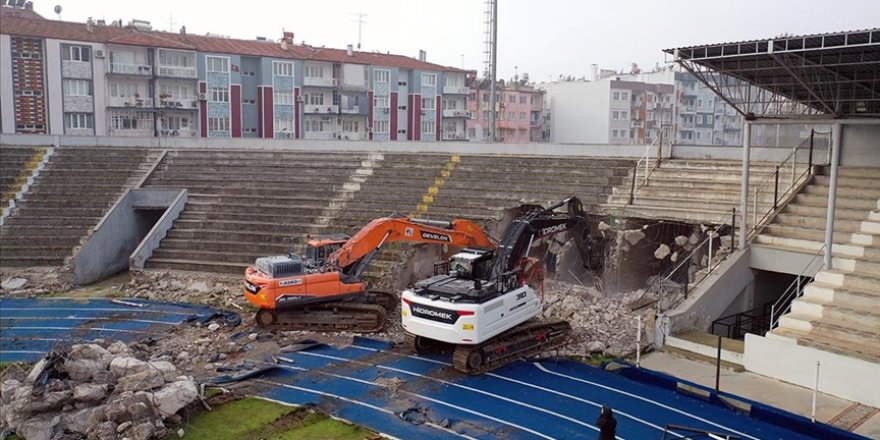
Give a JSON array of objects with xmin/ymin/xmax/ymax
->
[
  {"xmin": 483, "ymin": 110, "xmax": 489, "ymax": 120},
  {"xmin": 275, "ymin": 118, "xmax": 294, "ymax": 133},
  {"xmin": 159, "ymin": 84, "xmax": 191, "ymax": 100},
  {"xmin": 497, "ymin": 111, "xmax": 503, "ymax": 120},
  {"xmin": 62, "ymin": 45, "xmax": 91, "ymax": 62},
  {"xmin": 530, "ymin": 96, "xmax": 534, "ymax": 105},
  {"xmin": 468, "ymin": 93, "xmax": 476, "ymax": 101},
  {"xmin": 613, "ymin": 92, "xmax": 620, "ymax": 100},
  {"xmin": 63, "ymin": 79, "xmax": 91, "ymax": 96},
  {"xmin": 159, "ymin": 51, "xmax": 190, "ymax": 68},
  {"xmin": 306, "ymin": 93, "xmax": 325, "ymax": 106},
  {"xmin": 520, "ymin": 96, "xmax": 527, "ymax": 104},
  {"xmin": 206, "ymin": 56, "xmax": 229, "ymax": 73},
  {"xmin": 64, "ymin": 113, "xmax": 93, "ymax": 129},
  {"xmin": 374, "ymin": 120, "xmax": 389, "ymax": 133},
  {"xmin": 209, "ymin": 87, "xmax": 229, "ymax": 102},
  {"xmin": 162, "ymin": 115, "xmax": 190, "ymax": 131},
  {"xmin": 621, "ymin": 92, "xmax": 629, "ymax": 101},
  {"xmin": 518, "ymin": 128, "xmax": 526, "ymax": 136},
  {"xmin": 422, "ymin": 97, "xmax": 435, "ymax": 110},
  {"xmin": 374, "ymin": 96, "xmax": 389, "ymax": 108},
  {"xmin": 111, "ymin": 111, "xmax": 152, "ymax": 130},
  {"xmin": 696, "ymin": 115, "xmax": 703, "ymax": 124},
  {"xmin": 646, "ymin": 111, "xmax": 654, "ymax": 121},
  {"xmin": 612, "ymin": 129, "xmax": 619, "ymax": 138},
  {"xmin": 422, "ymin": 73, "xmax": 436, "ymax": 87},
  {"xmin": 208, "ymin": 117, "xmax": 230, "ymax": 132},
  {"xmin": 109, "ymin": 82, "xmax": 137, "ymax": 98},
  {"xmin": 342, "ymin": 120, "xmax": 360, "ymax": 132},
  {"xmin": 421, "ymin": 120, "xmax": 435, "ymax": 134},
  {"xmin": 519, "ymin": 112, "xmax": 526, "ymax": 121},
  {"xmin": 612, "ymin": 110, "xmax": 619, "ymax": 120},
  {"xmin": 244, "ymin": 128, "xmax": 257, "ymax": 133},
  {"xmin": 508, "ymin": 111, "xmax": 514, "ymax": 120},
  {"xmin": 274, "ymin": 90, "xmax": 294, "ymax": 105},
  {"xmin": 620, "ymin": 110, "xmax": 628, "ymax": 119},
  {"xmin": 273, "ymin": 61, "xmax": 293, "ymax": 77},
  {"xmin": 508, "ymin": 95, "xmax": 515, "ymax": 103},
  {"xmin": 373, "ymin": 69, "xmax": 390, "ymax": 84},
  {"xmin": 305, "ymin": 65, "xmax": 324, "ymax": 77},
  {"xmin": 697, "ymin": 99, "xmax": 703, "ymax": 108},
  {"xmin": 444, "ymin": 75, "xmax": 460, "ymax": 87},
  {"xmin": 696, "ymin": 132, "xmax": 702, "ymax": 140},
  {"xmin": 482, "ymin": 93, "xmax": 489, "ymax": 102}
]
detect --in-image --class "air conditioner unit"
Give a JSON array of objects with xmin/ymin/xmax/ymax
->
[
  {"xmin": 382, "ymin": 108, "xmax": 389, "ymax": 114},
  {"xmin": 198, "ymin": 93, "xmax": 207, "ymax": 100},
  {"xmin": 285, "ymin": 132, "xmax": 294, "ymax": 138},
  {"xmin": 94, "ymin": 50, "xmax": 105, "ymax": 58}
]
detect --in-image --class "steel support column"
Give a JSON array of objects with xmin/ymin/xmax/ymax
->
[
  {"xmin": 739, "ymin": 121, "xmax": 751, "ymax": 249},
  {"xmin": 824, "ymin": 122, "xmax": 842, "ymax": 268}
]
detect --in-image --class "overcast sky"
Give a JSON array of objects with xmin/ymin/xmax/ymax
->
[{"xmin": 34, "ymin": 0, "xmax": 879, "ymax": 81}]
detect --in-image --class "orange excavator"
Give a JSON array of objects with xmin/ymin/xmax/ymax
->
[{"xmin": 244, "ymin": 216, "xmax": 495, "ymax": 332}]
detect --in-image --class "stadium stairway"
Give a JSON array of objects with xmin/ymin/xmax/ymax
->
[
  {"xmin": 757, "ymin": 167, "xmax": 880, "ymax": 364},
  {"xmin": 0, "ymin": 147, "xmax": 154, "ymax": 267},
  {"xmin": 604, "ymin": 159, "xmax": 778, "ymax": 225},
  {"xmin": 0, "ymin": 146, "xmax": 43, "ymax": 207},
  {"xmin": 141, "ymin": 150, "xmax": 373, "ymax": 274}
]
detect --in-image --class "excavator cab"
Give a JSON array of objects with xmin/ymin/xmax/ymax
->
[{"xmin": 303, "ymin": 235, "xmax": 349, "ymax": 267}]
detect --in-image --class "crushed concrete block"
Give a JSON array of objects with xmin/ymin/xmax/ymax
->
[
  {"xmin": 64, "ymin": 359, "xmax": 107, "ymax": 382},
  {"xmin": 654, "ymin": 244, "xmax": 671, "ymax": 260},
  {"xmin": 147, "ymin": 360, "xmax": 181, "ymax": 382},
  {"xmin": 130, "ymin": 421, "xmax": 156, "ymax": 440},
  {"xmin": 17, "ymin": 413, "xmax": 60, "ymax": 440},
  {"xmin": 674, "ymin": 235, "xmax": 689, "ymax": 247},
  {"xmin": 152, "ymin": 380, "xmax": 198, "ymax": 418},
  {"xmin": 117, "ymin": 421, "xmax": 133, "ymax": 433},
  {"xmin": 188, "ymin": 281, "xmax": 210, "ymax": 293},
  {"xmin": 118, "ymin": 369, "xmax": 165, "ymax": 392},
  {"xmin": 623, "ymin": 230, "xmax": 645, "ymax": 246},
  {"xmin": 72, "ymin": 384, "xmax": 108, "ymax": 402},
  {"xmin": 587, "ymin": 341, "xmax": 606, "ymax": 353},
  {"xmin": 107, "ymin": 341, "xmax": 130, "ymax": 354},
  {"xmin": 110, "ymin": 356, "xmax": 148, "ymax": 378},
  {"xmin": 62, "ymin": 406, "xmax": 105, "ymax": 434},
  {"xmin": 670, "ymin": 251, "xmax": 679, "ymax": 263},
  {"xmin": 1, "ymin": 277, "xmax": 28, "ymax": 290},
  {"xmin": 69, "ymin": 343, "xmax": 112, "ymax": 362},
  {"xmin": 688, "ymin": 232, "xmax": 700, "ymax": 245}
]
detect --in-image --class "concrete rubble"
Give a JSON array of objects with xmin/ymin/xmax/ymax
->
[
  {"xmin": 1, "ymin": 342, "xmax": 200, "ymax": 440},
  {"xmin": 0, "ymin": 266, "xmax": 73, "ymax": 297}
]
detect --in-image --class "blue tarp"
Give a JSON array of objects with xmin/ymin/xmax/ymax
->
[{"xmin": 0, "ymin": 297, "xmax": 234, "ymax": 363}]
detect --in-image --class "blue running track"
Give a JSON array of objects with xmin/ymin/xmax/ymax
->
[
  {"xmin": 257, "ymin": 338, "xmax": 865, "ymax": 440},
  {"xmin": 0, "ymin": 297, "xmax": 228, "ymax": 362}
]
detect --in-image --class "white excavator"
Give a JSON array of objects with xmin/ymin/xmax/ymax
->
[{"xmin": 401, "ymin": 197, "xmax": 591, "ymax": 374}]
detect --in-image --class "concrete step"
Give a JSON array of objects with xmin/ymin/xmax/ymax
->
[
  {"xmin": 1, "ymin": 216, "xmax": 102, "ymax": 227},
  {"xmin": 0, "ymin": 255, "xmax": 66, "ymax": 267},
  {"xmin": 811, "ymin": 175, "xmax": 880, "ymax": 189},
  {"xmin": 664, "ymin": 330, "xmax": 744, "ymax": 369},
  {"xmin": 834, "ymin": 167, "xmax": 880, "ymax": 179},
  {"xmin": 151, "ymin": 248, "xmax": 262, "ymax": 264},
  {"xmin": 793, "ymin": 193, "xmax": 878, "ymax": 211},
  {"xmin": 0, "ymin": 245, "xmax": 73, "ymax": 258},
  {"xmin": 146, "ymin": 176, "xmax": 354, "ymax": 188},
  {"xmin": 794, "ymin": 296, "xmax": 880, "ymax": 329},
  {"xmin": 802, "ymin": 282, "xmax": 880, "ymax": 313},
  {"xmin": 601, "ymin": 203, "xmax": 739, "ymax": 224},
  {"xmin": 170, "ymin": 218, "xmax": 315, "ymax": 233},
  {"xmin": 802, "ymin": 184, "xmax": 880, "ymax": 199},
  {"xmin": 752, "ymin": 235, "xmax": 865, "ymax": 257},
  {"xmin": 0, "ymin": 234, "xmax": 81, "ymax": 247},
  {"xmin": 158, "ymin": 238, "xmax": 292, "ymax": 255},
  {"xmin": 158, "ymin": 160, "xmax": 364, "ymax": 170},
  {"xmin": 770, "ymin": 326, "xmax": 880, "ymax": 363},
  {"xmin": 176, "ymin": 211, "xmax": 320, "ymax": 224},
  {"xmin": 816, "ymin": 269, "xmax": 880, "ymax": 293},
  {"xmin": 782, "ymin": 204, "xmax": 875, "ymax": 221},
  {"xmin": 777, "ymin": 311, "xmax": 879, "ymax": 345},
  {"xmin": 164, "ymin": 228, "xmax": 310, "ymax": 243},
  {"xmin": 183, "ymin": 201, "xmax": 327, "ymax": 216},
  {"xmin": 773, "ymin": 214, "xmax": 872, "ymax": 233},
  {"xmin": 146, "ymin": 258, "xmax": 247, "ymax": 275},
  {"xmin": 760, "ymin": 224, "xmax": 875, "ymax": 245}
]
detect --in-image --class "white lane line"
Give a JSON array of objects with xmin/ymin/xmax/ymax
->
[
  {"xmin": 1, "ymin": 337, "xmax": 64, "ymax": 342},
  {"xmin": 1, "ymin": 350, "xmax": 46, "ymax": 354},
  {"xmin": 1, "ymin": 316, "xmax": 175, "ymax": 325},
  {"xmin": 534, "ymin": 362, "xmax": 758, "ymax": 440},
  {"xmin": 0, "ymin": 307, "xmax": 195, "ymax": 316},
  {"xmin": 286, "ymin": 352, "xmax": 607, "ymax": 439},
  {"xmin": 255, "ymin": 375, "xmax": 477, "ymax": 440},
  {"xmin": 348, "ymin": 344, "xmax": 677, "ymax": 437},
  {"xmin": 2, "ymin": 326, "xmax": 163, "ymax": 336}
]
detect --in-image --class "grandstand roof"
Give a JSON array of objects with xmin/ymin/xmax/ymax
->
[
  {"xmin": 664, "ymin": 28, "xmax": 880, "ymax": 119},
  {"xmin": 0, "ymin": 15, "xmax": 467, "ymax": 73}
]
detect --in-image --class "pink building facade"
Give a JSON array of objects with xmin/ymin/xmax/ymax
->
[{"xmin": 466, "ymin": 82, "xmax": 546, "ymax": 143}]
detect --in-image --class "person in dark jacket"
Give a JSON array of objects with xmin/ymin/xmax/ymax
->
[{"xmin": 596, "ymin": 405, "xmax": 617, "ymax": 440}]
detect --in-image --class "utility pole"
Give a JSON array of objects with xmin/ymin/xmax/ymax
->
[
  {"xmin": 485, "ymin": 0, "xmax": 498, "ymax": 143},
  {"xmin": 351, "ymin": 13, "xmax": 367, "ymax": 50}
]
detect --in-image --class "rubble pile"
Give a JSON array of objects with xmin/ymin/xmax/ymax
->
[
  {"xmin": 1, "ymin": 342, "xmax": 199, "ymax": 440},
  {"xmin": 541, "ymin": 279, "xmax": 648, "ymax": 358},
  {"xmin": 0, "ymin": 266, "xmax": 73, "ymax": 297},
  {"xmin": 121, "ymin": 270, "xmax": 241, "ymax": 308}
]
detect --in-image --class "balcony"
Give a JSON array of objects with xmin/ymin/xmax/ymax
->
[
  {"xmin": 340, "ymin": 105, "xmax": 367, "ymax": 115},
  {"xmin": 157, "ymin": 98, "xmax": 199, "ymax": 110},
  {"xmin": 303, "ymin": 77, "xmax": 337, "ymax": 87},
  {"xmin": 304, "ymin": 105, "xmax": 339, "ymax": 114},
  {"xmin": 442, "ymin": 132, "xmax": 467, "ymax": 141},
  {"xmin": 680, "ymin": 120, "xmax": 695, "ymax": 129},
  {"xmin": 108, "ymin": 63, "xmax": 152, "ymax": 76},
  {"xmin": 442, "ymin": 109, "xmax": 472, "ymax": 118},
  {"xmin": 443, "ymin": 85, "xmax": 469, "ymax": 95},
  {"xmin": 157, "ymin": 66, "xmax": 197, "ymax": 79},
  {"xmin": 631, "ymin": 120, "xmax": 644, "ymax": 128},
  {"xmin": 106, "ymin": 96, "xmax": 153, "ymax": 108}
]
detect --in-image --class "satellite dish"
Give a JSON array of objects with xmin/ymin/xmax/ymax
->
[{"xmin": 54, "ymin": 5, "xmax": 62, "ymax": 14}]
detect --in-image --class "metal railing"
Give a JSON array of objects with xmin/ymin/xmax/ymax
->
[
  {"xmin": 711, "ymin": 301, "xmax": 773, "ymax": 340},
  {"xmin": 652, "ymin": 220, "xmax": 736, "ymax": 312},
  {"xmin": 747, "ymin": 129, "xmax": 831, "ymax": 238},
  {"xmin": 769, "ymin": 244, "xmax": 826, "ymax": 331},
  {"xmin": 628, "ymin": 127, "xmax": 669, "ymax": 205}
]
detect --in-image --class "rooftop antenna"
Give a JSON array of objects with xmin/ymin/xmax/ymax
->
[
  {"xmin": 168, "ymin": 11, "xmax": 177, "ymax": 32},
  {"xmin": 53, "ymin": 4, "xmax": 62, "ymax": 20},
  {"xmin": 483, "ymin": 0, "xmax": 498, "ymax": 142},
  {"xmin": 350, "ymin": 12, "xmax": 366, "ymax": 50}
]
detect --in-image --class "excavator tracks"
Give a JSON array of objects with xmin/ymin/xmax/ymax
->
[
  {"xmin": 452, "ymin": 320, "xmax": 571, "ymax": 374},
  {"xmin": 254, "ymin": 290, "xmax": 396, "ymax": 333}
]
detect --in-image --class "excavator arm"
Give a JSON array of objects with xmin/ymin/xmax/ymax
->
[{"xmin": 328, "ymin": 217, "xmax": 496, "ymax": 279}]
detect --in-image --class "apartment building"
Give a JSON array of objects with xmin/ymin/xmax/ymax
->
[
  {"xmin": 466, "ymin": 80, "xmax": 546, "ymax": 143},
  {"xmin": 0, "ymin": 9, "xmax": 467, "ymax": 142},
  {"xmin": 541, "ymin": 69, "xmax": 745, "ymax": 146}
]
